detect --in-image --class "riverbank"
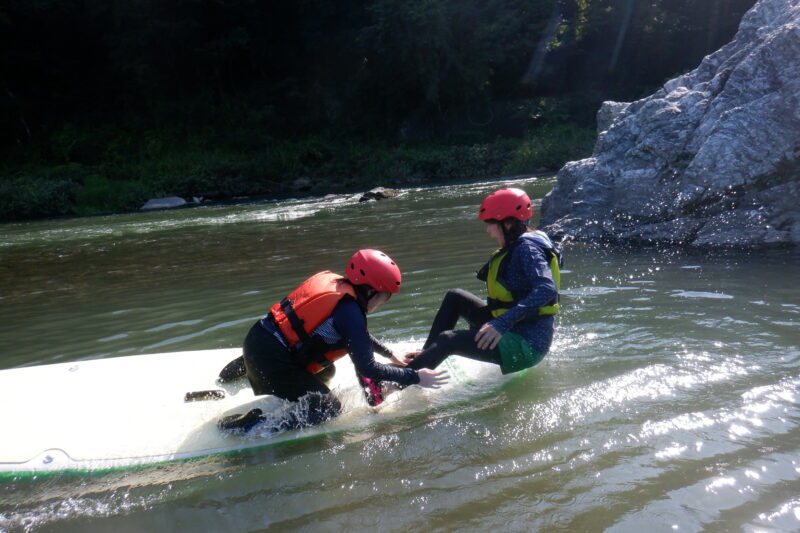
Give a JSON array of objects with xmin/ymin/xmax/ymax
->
[{"xmin": 0, "ymin": 124, "xmax": 593, "ymax": 222}]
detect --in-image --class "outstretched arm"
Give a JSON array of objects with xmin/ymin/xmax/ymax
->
[
  {"xmin": 369, "ymin": 334, "xmax": 393, "ymax": 358},
  {"xmin": 332, "ymin": 300, "xmax": 420, "ymax": 385}
]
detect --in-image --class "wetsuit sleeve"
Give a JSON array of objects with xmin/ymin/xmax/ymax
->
[
  {"xmin": 369, "ymin": 334, "xmax": 394, "ymax": 359},
  {"xmin": 489, "ymin": 241, "xmax": 558, "ymax": 334},
  {"xmin": 331, "ymin": 300, "xmax": 420, "ymax": 385}
]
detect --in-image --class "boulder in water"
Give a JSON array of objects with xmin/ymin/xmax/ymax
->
[
  {"xmin": 541, "ymin": 0, "xmax": 800, "ymax": 247},
  {"xmin": 359, "ymin": 187, "xmax": 397, "ymax": 202}
]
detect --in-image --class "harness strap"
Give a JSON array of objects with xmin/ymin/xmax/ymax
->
[
  {"xmin": 486, "ymin": 296, "xmax": 559, "ymax": 318},
  {"xmin": 275, "ymin": 300, "xmax": 347, "ymax": 372},
  {"xmin": 280, "ymin": 297, "xmax": 314, "ymax": 347}
]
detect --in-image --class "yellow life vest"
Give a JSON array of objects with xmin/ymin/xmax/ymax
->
[{"xmin": 482, "ymin": 233, "xmax": 561, "ymax": 318}]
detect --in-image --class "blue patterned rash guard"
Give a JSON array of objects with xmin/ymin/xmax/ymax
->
[
  {"xmin": 486, "ymin": 231, "xmax": 559, "ymax": 356},
  {"xmin": 324, "ymin": 299, "xmax": 421, "ymax": 385}
]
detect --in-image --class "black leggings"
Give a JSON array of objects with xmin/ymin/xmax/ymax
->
[
  {"xmin": 407, "ymin": 289, "xmax": 502, "ymax": 371},
  {"xmin": 243, "ymin": 322, "xmax": 341, "ymax": 427}
]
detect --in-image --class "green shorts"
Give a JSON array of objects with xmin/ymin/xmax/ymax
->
[{"xmin": 498, "ymin": 332, "xmax": 544, "ymax": 375}]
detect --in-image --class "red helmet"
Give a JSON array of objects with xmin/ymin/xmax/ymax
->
[
  {"xmin": 346, "ymin": 249, "xmax": 402, "ymax": 294},
  {"xmin": 478, "ymin": 188, "xmax": 532, "ymax": 222}
]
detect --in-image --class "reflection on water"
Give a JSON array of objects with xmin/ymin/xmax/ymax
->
[{"xmin": 2, "ymin": 176, "xmax": 800, "ymax": 532}]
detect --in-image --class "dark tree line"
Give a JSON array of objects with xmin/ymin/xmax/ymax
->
[{"xmin": 1, "ymin": 0, "xmax": 756, "ymax": 152}]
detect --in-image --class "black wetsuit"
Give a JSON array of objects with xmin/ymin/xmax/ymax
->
[
  {"xmin": 406, "ymin": 288, "xmax": 502, "ymax": 370},
  {"xmin": 227, "ymin": 298, "xmax": 419, "ymax": 430}
]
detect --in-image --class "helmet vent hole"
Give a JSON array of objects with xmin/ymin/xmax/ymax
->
[{"xmin": 360, "ymin": 269, "xmax": 366, "ymax": 276}]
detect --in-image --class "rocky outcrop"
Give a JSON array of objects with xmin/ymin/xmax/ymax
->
[{"xmin": 541, "ymin": 0, "xmax": 800, "ymax": 247}]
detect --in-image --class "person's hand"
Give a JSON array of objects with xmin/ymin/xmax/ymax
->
[
  {"xmin": 389, "ymin": 354, "xmax": 408, "ymax": 366},
  {"xmin": 400, "ymin": 350, "xmax": 422, "ymax": 365},
  {"xmin": 417, "ymin": 369, "xmax": 449, "ymax": 389},
  {"xmin": 475, "ymin": 323, "xmax": 503, "ymax": 350}
]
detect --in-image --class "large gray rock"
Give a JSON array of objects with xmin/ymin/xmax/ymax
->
[{"xmin": 541, "ymin": 0, "xmax": 800, "ymax": 247}]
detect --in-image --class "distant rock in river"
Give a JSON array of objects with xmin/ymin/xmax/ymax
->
[
  {"xmin": 541, "ymin": 0, "xmax": 800, "ymax": 247},
  {"xmin": 140, "ymin": 196, "xmax": 187, "ymax": 211},
  {"xmin": 359, "ymin": 187, "xmax": 397, "ymax": 202}
]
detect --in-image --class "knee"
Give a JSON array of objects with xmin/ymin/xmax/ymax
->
[
  {"xmin": 430, "ymin": 329, "xmax": 456, "ymax": 352},
  {"xmin": 445, "ymin": 288, "xmax": 468, "ymax": 298},
  {"xmin": 434, "ymin": 329, "xmax": 458, "ymax": 345},
  {"xmin": 443, "ymin": 288, "xmax": 469, "ymax": 304},
  {"xmin": 317, "ymin": 364, "xmax": 336, "ymax": 384},
  {"xmin": 307, "ymin": 393, "xmax": 341, "ymax": 417},
  {"xmin": 283, "ymin": 394, "xmax": 342, "ymax": 429}
]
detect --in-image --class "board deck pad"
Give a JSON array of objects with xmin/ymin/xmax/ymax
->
[{"xmin": 0, "ymin": 345, "xmax": 516, "ymax": 475}]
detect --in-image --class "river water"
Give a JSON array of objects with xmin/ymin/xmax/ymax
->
[{"xmin": 1, "ymin": 177, "xmax": 799, "ymax": 532}]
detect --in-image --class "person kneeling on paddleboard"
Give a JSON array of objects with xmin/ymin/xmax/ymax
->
[
  {"xmin": 404, "ymin": 188, "xmax": 562, "ymax": 376},
  {"xmin": 219, "ymin": 249, "xmax": 448, "ymax": 433}
]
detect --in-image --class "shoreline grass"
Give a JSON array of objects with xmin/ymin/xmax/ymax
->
[{"xmin": 0, "ymin": 124, "xmax": 594, "ymax": 222}]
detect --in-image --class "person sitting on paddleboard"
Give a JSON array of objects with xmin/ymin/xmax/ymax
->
[
  {"xmin": 403, "ymin": 187, "xmax": 562, "ymax": 376},
  {"xmin": 218, "ymin": 249, "xmax": 448, "ymax": 433}
]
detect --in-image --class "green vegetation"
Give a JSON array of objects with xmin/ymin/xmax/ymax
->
[
  {"xmin": 0, "ymin": 127, "xmax": 595, "ymax": 220},
  {"xmin": 0, "ymin": 0, "xmax": 755, "ymax": 220},
  {"xmin": 505, "ymin": 124, "xmax": 596, "ymax": 174}
]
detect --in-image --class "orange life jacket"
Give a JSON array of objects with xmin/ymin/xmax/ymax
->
[{"xmin": 270, "ymin": 271, "xmax": 358, "ymax": 374}]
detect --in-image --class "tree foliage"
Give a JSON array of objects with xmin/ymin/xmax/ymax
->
[{"xmin": 1, "ymin": 0, "xmax": 756, "ymax": 152}]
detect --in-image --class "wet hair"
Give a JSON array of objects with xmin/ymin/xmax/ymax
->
[
  {"xmin": 501, "ymin": 217, "xmax": 529, "ymax": 245},
  {"xmin": 352, "ymin": 283, "xmax": 375, "ymax": 311}
]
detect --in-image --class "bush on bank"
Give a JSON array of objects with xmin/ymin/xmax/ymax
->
[{"xmin": 0, "ymin": 125, "xmax": 593, "ymax": 221}]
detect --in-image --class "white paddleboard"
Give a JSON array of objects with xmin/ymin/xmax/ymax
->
[{"xmin": 0, "ymin": 343, "xmax": 518, "ymax": 476}]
